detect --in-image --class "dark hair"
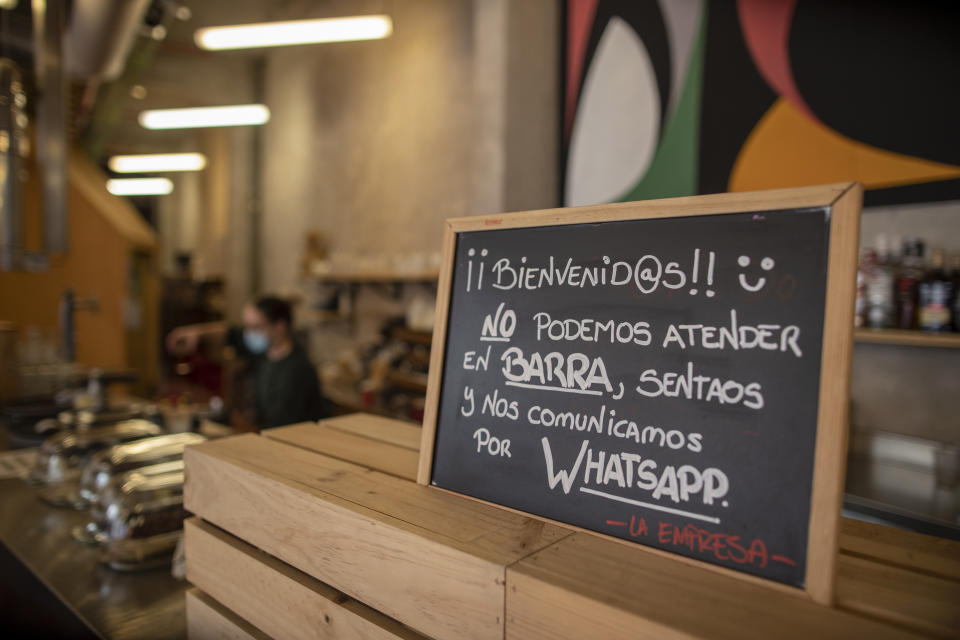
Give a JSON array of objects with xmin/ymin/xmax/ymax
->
[{"xmin": 254, "ymin": 296, "xmax": 292, "ymax": 329}]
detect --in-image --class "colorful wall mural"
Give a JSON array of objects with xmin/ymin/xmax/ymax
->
[{"xmin": 563, "ymin": 0, "xmax": 960, "ymax": 207}]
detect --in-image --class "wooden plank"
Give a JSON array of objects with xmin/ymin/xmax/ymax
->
[
  {"xmin": 445, "ymin": 183, "xmax": 850, "ymax": 232},
  {"xmin": 264, "ymin": 423, "xmax": 419, "ymax": 481},
  {"xmin": 506, "ymin": 533, "xmax": 924, "ymax": 640},
  {"xmin": 317, "ymin": 414, "xmax": 422, "ymax": 451},
  {"xmin": 185, "ymin": 518, "xmax": 426, "ymax": 640},
  {"xmin": 853, "ymin": 328, "xmax": 960, "ymax": 349},
  {"xmin": 840, "ymin": 518, "xmax": 960, "ymax": 582},
  {"xmin": 240, "ymin": 432, "xmax": 556, "ymax": 550},
  {"xmin": 805, "ymin": 182, "xmax": 863, "ymax": 604},
  {"xmin": 184, "ymin": 435, "xmax": 571, "ymax": 640},
  {"xmin": 419, "ymin": 220, "xmax": 457, "ymax": 485},
  {"xmin": 186, "ymin": 588, "xmax": 270, "ymax": 640},
  {"xmin": 836, "ymin": 554, "xmax": 960, "ymax": 638}
]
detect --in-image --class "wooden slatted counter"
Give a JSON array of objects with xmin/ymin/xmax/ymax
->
[{"xmin": 183, "ymin": 414, "xmax": 960, "ymax": 639}]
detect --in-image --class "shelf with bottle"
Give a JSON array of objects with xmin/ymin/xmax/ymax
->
[{"xmin": 856, "ymin": 234, "xmax": 960, "ymax": 345}]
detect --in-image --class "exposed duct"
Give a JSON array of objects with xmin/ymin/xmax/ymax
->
[
  {"xmin": 0, "ymin": 0, "xmax": 152, "ymax": 270},
  {"xmin": 0, "ymin": 58, "xmax": 27, "ymax": 271},
  {"xmin": 33, "ymin": 0, "xmax": 68, "ymax": 256},
  {"xmin": 64, "ymin": 0, "xmax": 151, "ymax": 82}
]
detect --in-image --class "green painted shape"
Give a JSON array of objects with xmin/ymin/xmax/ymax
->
[{"xmin": 619, "ymin": 4, "xmax": 707, "ymax": 202}]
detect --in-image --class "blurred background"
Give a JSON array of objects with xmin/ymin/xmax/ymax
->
[{"xmin": 0, "ymin": 0, "xmax": 956, "ymax": 537}]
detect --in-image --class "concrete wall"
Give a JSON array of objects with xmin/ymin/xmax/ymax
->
[
  {"xmin": 259, "ymin": 0, "xmax": 559, "ymax": 296},
  {"xmin": 153, "ymin": 125, "xmax": 255, "ymax": 322},
  {"xmin": 140, "ymin": 43, "xmax": 259, "ymax": 320},
  {"xmin": 860, "ymin": 200, "xmax": 960, "ymax": 255},
  {"xmin": 261, "ymin": 0, "xmax": 472, "ymax": 295}
]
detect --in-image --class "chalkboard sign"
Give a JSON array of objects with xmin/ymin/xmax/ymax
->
[{"xmin": 419, "ymin": 184, "xmax": 862, "ymax": 604}]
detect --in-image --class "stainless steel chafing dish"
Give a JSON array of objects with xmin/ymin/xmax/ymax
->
[
  {"xmin": 73, "ymin": 459, "xmax": 185, "ymax": 545},
  {"xmin": 102, "ymin": 530, "xmax": 184, "ymax": 572},
  {"xmin": 75, "ymin": 432, "xmax": 205, "ymax": 508},
  {"xmin": 27, "ymin": 420, "xmax": 163, "ymax": 488},
  {"xmin": 95, "ymin": 469, "xmax": 187, "ymax": 571},
  {"xmin": 66, "ymin": 408, "xmax": 144, "ymax": 429},
  {"xmin": 34, "ymin": 407, "xmax": 148, "ymax": 437}
]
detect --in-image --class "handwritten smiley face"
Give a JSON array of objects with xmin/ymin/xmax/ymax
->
[{"xmin": 737, "ymin": 255, "xmax": 775, "ymax": 292}]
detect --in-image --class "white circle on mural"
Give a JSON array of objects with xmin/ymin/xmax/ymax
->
[{"xmin": 566, "ymin": 16, "xmax": 662, "ymax": 207}]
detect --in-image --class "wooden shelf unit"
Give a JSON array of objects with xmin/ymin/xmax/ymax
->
[{"xmin": 853, "ymin": 328, "xmax": 960, "ymax": 348}]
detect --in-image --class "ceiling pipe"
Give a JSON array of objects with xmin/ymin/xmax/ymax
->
[
  {"xmin": 0, "ymin": 0, "xmax": 151, "ymax": 270},
  {"xmin": 0, "ymin": 58, "xmax": 28, "ymax": 271},
  {"xmin": 33, "ymin": 0, "xmax": 67, "ymax": 256},
  {"xmin": 67, "ymin": 0, "xmax": 152, "ymax": 141},
  {"xmin": 64, "ymin": 0, "xmax": 151, "ymax": 82}
]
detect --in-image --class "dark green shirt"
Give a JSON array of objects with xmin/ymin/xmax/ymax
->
[{"xmin": 229, "ymin": 328, "xmax": 326, "ymax": 429}]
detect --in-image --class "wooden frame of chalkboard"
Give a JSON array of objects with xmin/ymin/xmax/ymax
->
[{"xmin": 418, "ymin": 183, "xmax": 862, "ymax": 605}]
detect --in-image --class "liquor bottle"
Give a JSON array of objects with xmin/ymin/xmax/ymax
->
[
  {"xmin": 854, "ymin": 251, "xmax": 867, "ymax": 328},
  {"xmin": 894, "ymin": 239, "xmax": 924, "ymax": 329},
  {"xmin": 888, "ymin": 235, "xmax": 903, "ymax": 269},
  {"xmin": 918, "ymin": 248, "xmax": 954, "ymax": 332},
  {"xmin": 876, "ymin": 233, "xmax": 897, "ymax": 283},
  {"xmin": 863, "ymin": 245, "xmax": 894, "ymax": 329}
]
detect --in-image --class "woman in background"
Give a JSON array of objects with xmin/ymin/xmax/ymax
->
[{"xmin": 167, "ymin": 296, "xmax": 326, "ymax": 429}]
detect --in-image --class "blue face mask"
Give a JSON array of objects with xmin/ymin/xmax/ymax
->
[{"xmin": 243, "ymin": 329, "xmax": 269, "ymax": 354}]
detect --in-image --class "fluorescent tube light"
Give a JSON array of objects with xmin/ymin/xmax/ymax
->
[
  {"xmin": 138, "ymin": 104, "xmax": 270, "ymax": 130},
  {"xmin": 108, "ymin": 153, "xmax": 207, "ymax": 173},
  {"xmin": 195, "ymin": 15, "xmax": 392, "ymax": 50},
  {"xmin": 107, "ymin": 178, "xmax": 174, "ymax": 196}
]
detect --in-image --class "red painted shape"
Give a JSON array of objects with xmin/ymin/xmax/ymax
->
[
  {"xmin": 606, "ymin": 519, "xmax": 628, "ymax": 526},
  {"xmin": 772, "ymin": 554, "xmax": 796, "ymax": 566},
  {"xmin": 483, "ymin": 218, "xmax": 502, "ymax": 226},
  {"xmin": 737, "ymin": 0, "xmax": 817, "ymax": 121},
  {"xmin": 564, "ymin": 0, "xmax": 600, "ymax": 143}
]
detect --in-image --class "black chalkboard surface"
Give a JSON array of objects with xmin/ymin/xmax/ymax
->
[{"xmin": 420, "ymin": 185, "xmax": 862, "ymax": 603}]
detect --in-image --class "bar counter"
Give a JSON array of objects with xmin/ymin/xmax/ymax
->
[{"xmin": 0, "ymin": 477, "xmax": 187, "ymax": 639}]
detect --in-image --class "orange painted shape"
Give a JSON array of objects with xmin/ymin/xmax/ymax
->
[{"xmin": 729, "ymin": 98, "xmax": 960, "ymax": 192}]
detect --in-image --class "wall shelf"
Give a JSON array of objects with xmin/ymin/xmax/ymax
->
[
  {"xmin": 385, "ymin": 369, "xmax": 429, "ymax": 393},
  {"xmin": 310, "ymin": 270, "xmax": 439, "ymax": 284},
  {"xmin": 390, "ymin": 327, "xmax": 433, "ymax": 345},
  {"xmin": 322, "ymin": 385, "xmax": 413, "ymax": 422},
  {"xmin": 853, "ymin": 328, "xmax": 960, "ymax": 349}
]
